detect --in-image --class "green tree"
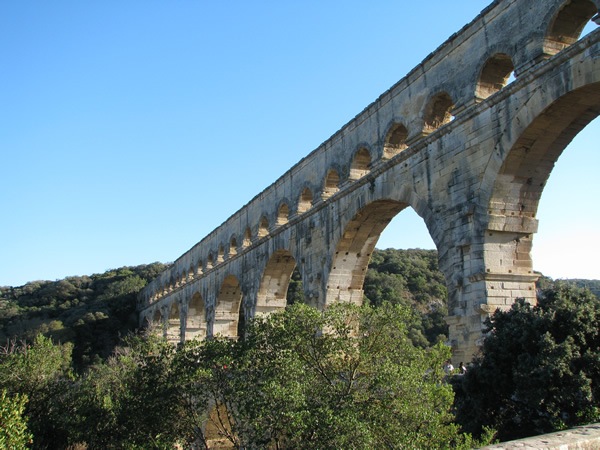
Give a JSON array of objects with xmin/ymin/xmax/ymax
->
[
  {"xmin": 0, "ymin": 335, "xmax": 74, "ymax": 448},
  {"xmin": 454, "ymin": 283, "xmax": 600, "ymax": 441},
  {"xmin": 176, "ymin": 303, "xmax": 491, "ymax": 449},
  {"xmin": 0, "ymin": 389, "xmax": 33, "ymax": 449}
]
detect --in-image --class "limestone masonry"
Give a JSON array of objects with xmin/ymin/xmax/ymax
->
[{"xmin": 138, "ymin": 0, "xmax": 600, "ymax": 364}]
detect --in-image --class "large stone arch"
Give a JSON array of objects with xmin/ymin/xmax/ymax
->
[
  {"xmin": 325, "ymin": 199, "xmax": 435, "ymax": 306},
  {"xmin": 167, "ymin": 299, "xmax": 182, "ymax": 344},
  {"xmin": 186, "ymin": 291, "xmax": 206, "ymax": 340},
  {"xmin": 486, "ymin": 82, "xmax": 600, "ymax": 285},
  {"xmin": 213, "ymin": 275, "xmax": 243, "ymax": 338},
  {"xmin": 255, "ymin": 249, "xmax": 297, "ymax": 316}
]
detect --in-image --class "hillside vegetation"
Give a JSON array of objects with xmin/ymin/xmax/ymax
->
[
  {"xmin": 1, "ymin": 250, "xmax": 598, "ymax": 370},
  {"xmin": 0, "ymin": 263, "xmax": 167, "ymax": 369}
]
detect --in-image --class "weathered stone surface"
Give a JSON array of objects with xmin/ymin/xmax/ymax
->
[
  {"xmin": 138, "ymin": 0, "xmax": 600, "ymax": 363},
  {"xmin": 481, "ymin": 423, "xmax": 600, "ymax": 449}
]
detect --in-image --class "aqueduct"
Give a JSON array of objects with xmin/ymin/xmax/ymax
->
[{"xmin": 138, "ymin": 0, "xmax": 600, "ymax": 363}]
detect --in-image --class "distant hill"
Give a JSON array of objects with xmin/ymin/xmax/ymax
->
[
  {"xmin": 0, "ymin": 262, "xmax": 168, "ymax": 369},
  {"xmin": 1, "ymin": 251, "xmax": 597, "ymax": 371}
]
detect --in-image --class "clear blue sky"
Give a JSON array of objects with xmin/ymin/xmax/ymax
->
[{"xmin": 1, "ymin": 1, "xmax": 598, "ymax": 287}]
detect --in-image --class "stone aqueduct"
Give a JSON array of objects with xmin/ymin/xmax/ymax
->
[{"xmin": 138, "ymin": 0, "xmax": 600, "ymax": 363}]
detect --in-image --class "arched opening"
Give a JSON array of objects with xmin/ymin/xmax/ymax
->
[
  {"xmin": 188, "ymin": 266, "xmax": 194, "ymax": 282},
  {"xmin": 383, "ymin": 124, "xmax": 409, "ymax": 159},
  {"xmin": 151, "ymin": 309, "xmax": 163, "ymax": 337},
  {"xmin": 243, "ymin": 227, "xmax": 252, "ymax": 248},
  {"xmin": 195, "ymin": 262, "xmax": 203, "ymax": 277},
  {"xmin": 297, "ymin": 187, "xmax": 313, "ymax": 214},
  {"xmin": 229, "ymin": 236, "xmax": 238, "ymax": 257},
  {"xmin": 204, "ymin": 403, "xmax": 235, "ymax": 449},
  {"xmin": 217, "ymin": 245, "xmax": 225, "ymax": 263},
  {"xmin": 256, "ymin": 250, "xmax": 297, "ymax": 316},
  {"xmin": 277, "ymin": 203, "xmax": 289, "ymax": 226},
  {"xmin": 349, "ymin": 148, "xmax": 371, "ymax": 180},
  {"xmin": 475, "ymin": 53, "xmax": 515, "ymax": 101},
  {"xmin": 213, "ymin": 275, "xmax": 243, "ymax": 338},
  {"xmin": 487, "ymin": 83, "xmax": 600, "ymax": 287},
  {"xmin": 544, "ymin": 0, "xmax": 598, "ymax": 57},
  {"xmin": 533, "ymin": 116, "xmax": 600, "ymax": 279},
  {"xmin": 186, "ymin": 292, "xmax": 206, "ymax": 340},
  {"xmin": 167, "ymin": 301, "xmax": 181, "ymax": 344},
  {"xmin": 206, "ymin": 254, "xmax": 214, "ymax": 270},
  {"xmin": 258, "ymin": 216, "xmax": 269, "ymax": 237},
  {"xmin": 327, "ymin": 200, "xmax": 408, "ymax": 305},
  {"xmin": 322, "ymin": 169, "xmax": 340, "ymax": 200},
  {"xmin": 423, "ymin": 92, "xmax": 455, "ymax": 134}
]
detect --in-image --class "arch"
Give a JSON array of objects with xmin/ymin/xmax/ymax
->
[
  {"xmin": 349, "ymin": 147, "xmax": 371, "ymax": 180},
  {"xmin": 255, "ymin": 250, "xmax": 297, "ymax": 316},
  {"xmin": 258, "ymin": 216, "xmax": 269, "ymax": 237},
  {"xmin": 151, "ymin": 308, "xmax": 163, "ymax": 336},
  {"xmin": 487, "ymin": 82, "xmax": 600, "ymax": 282},
  {"xmin": 213, "ymin": 275, "xmax": 243, "ymax": 338},
  {"xmin": 167, "ymin": 300, "xmax": 182, "ymax": 344},
  {"xmin": 475, "ymin": 53, "xmax": 515, "ymax": 101},
  {"xmin": 217, "ymin": 245, "xmax": 225, "ymax": 263},
  {"xmin": 544, "ymin": 0, "xmax": 598, "ymax": 56},
  {"xmin": 186, "ymin": 292, "xmax": 206, "ymax": 340},
  {"xmin": 423, "ymin": 92, "xmax": 455, "ymax": 134},
  {"xmin": 229, "ymin": 236, "xmax": 238, "ymax": 257},
  {"xmin": 206, "ymin": 254, "xmax": 214, "ymax": 270},
  {"xmin": 383, "ymin": 123, "xmax": 409, "ymax": 159},
  {"xmin": 277, "ymin": 203, "xmax": 289, "ymax": 226},
  {"xmin": 243, "ymin": 227, "xmax": 252, "ymax": 248},
  {"xmin": 188, "ymin": 266, "xmax": 195, "ymax": 282},
  {"xmin": 195, "ymin": 262, "xmax": 203, "ymax": 277},
  {"xmin": 326, "ymin": 200, "xmax": 412, "ymax": 305},
  {"xmin": 297, "ymin": 187, "xmax": 313, "ymax": 214},
  {"xmin": 322, "ymin": 169, "xmax": 340, "ymax": 199}
]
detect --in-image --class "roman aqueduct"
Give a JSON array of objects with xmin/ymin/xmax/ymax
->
[{"xmin": 138, "ymin": 0, "xmax": 600, "ymax": 363}]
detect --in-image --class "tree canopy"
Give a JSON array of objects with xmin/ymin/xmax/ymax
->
[{"xmin": 454, "ymin": 283, "xmax": 600, "ymax": 441}]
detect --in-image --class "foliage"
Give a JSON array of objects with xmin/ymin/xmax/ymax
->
[
  {"xmin": 0, "ymin": 262, "xmax": 168, "ymax": 369},
  {"xmin": 454, "ymin": 283, "xmax": 600, "ymax": 442},
  {"xmin": 175, "ymin": 303, "xmax": 491, "ymax": 449},
  {"xmin": 364, "ymin": 248, "xmax": 449, "ymax": 347},
  {"xmin": 0, "ymin": 389, "xmax": 33, "ymax": 449},
  {"xmin": 0, "ymin": 335, "xmax": 74, "ymax": 448},
  {"xmin": 67, "ymin": 333, "xmax": 192, "ymax": 448}
]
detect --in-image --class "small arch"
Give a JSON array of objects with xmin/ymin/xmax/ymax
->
[
  {"xmin": 349, "ymin": 148, "xmax": 372, "ymax": 180},
  {"xmin": 258, "ymin": 216, "xmax": 269, "ymax": 237},
  {"xmin": 297, "ymin": 187, "xmax": 313, "ymax": 214},
  {"xmin": 383, "ymin": 124, "xmax": 409, "ymax": 159},
  {"xmin": 476, "ymin": 53, "xmax": 515, "ymax": 101},
  {"xmin": 167, "ymin": 301, "xmax": 181, "ymax": 344},
  {"xmin": 195, "ymin": 263, "xmax": 203, "ymax": 277},
  {"xmin": 213, "ymin": 275, "xmax": 243, "ymax": 338},
  {"xmin": 545, "ymin": 0, "xmax": 598, "ymax": 56},
  {"xmin": 423, "ymin": 92, "xmax": 455, "ymax": 134},
  {"xmin": 188, "ymin": 266, "xmax": 195, "ymax": 282},
  {"xmin": 217, "ymin": 245, "xmax": 225, "ymax": 263},
  {"xmin": 322, "ymin": 169, "xmax": 340, "ymax": 199},
  {"xmin": 186, "ymin": 292, "xmax": 206, "ymax": 340},
  {"xmin": 243, "ymin": 227, "xmax": 252, "ymax": 248},
  {"xmin": 206, "ymin": 254, "xmax": 214, "ymax": 270},
  {"xmin": 229, "ymin": 236, "xmax": 238, "ymax": 256},
  {"xmin": 277, "ymin": 203, "xmax": 289, "ymax": 225}
]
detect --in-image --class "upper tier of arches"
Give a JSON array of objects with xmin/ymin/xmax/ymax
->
[{"xmin": 140, "ymin": 0, "xmax": 599, "ymax": 309}]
